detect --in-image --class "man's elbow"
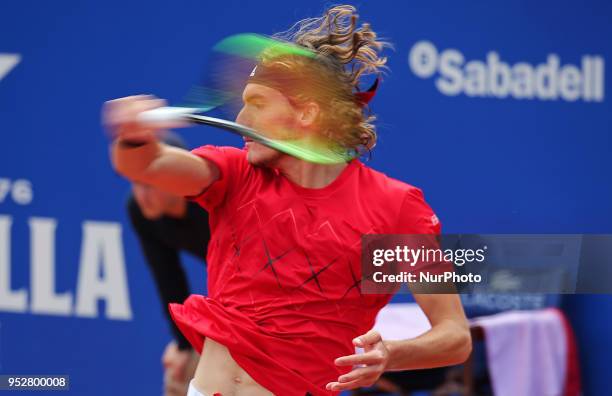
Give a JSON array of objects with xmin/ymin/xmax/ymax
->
[{"xmin": 450, "ymin": 323, "xmax": 472, "ymax": 364}]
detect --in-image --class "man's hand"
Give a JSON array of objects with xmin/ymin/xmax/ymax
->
[
  {"xmin": 326, "ymin": 330, "xmax": 389, "ymax": 392},
  {"xmin": 104, "ymin": 95, "xmax": 218, "ymax": 196},
  {"xmin": 162, "ymin": 341, "xmax": 199, "ymax": 396},
  {"xmin": 102, "ymin": 95, "xmax": 171, "ymax": 144},
  {"xmin": 162, "ymin": 341, "xmax": 197, "ymax": 381}
]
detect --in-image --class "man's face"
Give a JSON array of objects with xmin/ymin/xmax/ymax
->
[
  {"xmin": 132, "ymin": 182, "xmax": 179, "ymax": 220},
  {"xmin": 235, "ymin": 83, "xmax": 301, "ymax": 166}
]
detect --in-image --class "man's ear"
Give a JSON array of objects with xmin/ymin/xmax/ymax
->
[{"xmin": 298, "ymin": 101, "xmax": 320, "ymax": 128}]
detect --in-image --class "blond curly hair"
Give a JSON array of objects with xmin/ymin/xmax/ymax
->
[{"xmin": 263, "ymin": 5, "xmax": 389, "ymax": 153}]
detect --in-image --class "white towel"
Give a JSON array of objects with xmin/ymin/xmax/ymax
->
[{"xmin": 471, "ymin": 309, "xmax": 567, "ymax": 396}]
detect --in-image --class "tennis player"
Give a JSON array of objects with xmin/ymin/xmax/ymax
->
[{"xmin": 104, "ymin": 5, "xmax": 470, "ymax": 395}]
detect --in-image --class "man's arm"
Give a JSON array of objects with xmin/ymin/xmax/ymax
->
[
  {"xmin": 327, "ymin": 294, "xmax": 471, "ymax": 391},
  {"xmin": 105, "ymin": 95, "xmax": 219, "ymax": 197},
  {"xmin": 384, "ymin": 293, "xmax": 471, "ymax": 370}
]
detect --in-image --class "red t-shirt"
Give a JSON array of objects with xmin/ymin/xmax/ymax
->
[{"xmin": 169, "ymin": 146, "xmax": 441, "ymax": 396}]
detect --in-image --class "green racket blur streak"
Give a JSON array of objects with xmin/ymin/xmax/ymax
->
[
  {"xmin": 261, "ymin": 139, "xmax": 353, "ymax": 164},
  {"xmin": 213, "ymin": 33, "xmax": 316, "ymax": 60},
  {"xmin": 182, "ymin": 35, "xmax": 313, "ymax": 111},
  {"xmin": 187, "ymin": 114, "xmax": 353, "ymax": 164},
  {"xmin": 179, "ymin": 86, "xmax": 234, "ymax": 111}
]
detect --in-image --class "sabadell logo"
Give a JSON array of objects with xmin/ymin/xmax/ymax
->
[{"xmin": 408, "ymin": 41, "xmax": 605, "ymax": 102}]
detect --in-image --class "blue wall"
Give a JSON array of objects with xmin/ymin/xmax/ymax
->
[{"xmin": 1, "ymin": 1, "xmax": 610, "ymax": 394}]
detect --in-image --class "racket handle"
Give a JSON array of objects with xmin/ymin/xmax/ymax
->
[{"xmin": 137, "ymin": 106, "xmax": 199, "ymax": 125}]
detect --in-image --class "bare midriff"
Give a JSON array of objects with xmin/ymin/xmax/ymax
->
[{"xmin": 193, "ymin": 337, "xmax": 274, "ymax": 396}]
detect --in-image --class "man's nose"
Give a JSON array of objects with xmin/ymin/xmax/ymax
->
[{"xmin": 236, "ymin": 107, "xmax": 252, "ymax": 127}]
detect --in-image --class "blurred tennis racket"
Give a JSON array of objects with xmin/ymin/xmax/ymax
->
[
  {"xmin": 140, "ymin": 33, "xmax": 355, "ymax": 164},
  {"xmin": 138, "ymin": 106, "xmax": 353, "ymax": 164}
]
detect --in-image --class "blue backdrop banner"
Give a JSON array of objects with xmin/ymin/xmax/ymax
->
[{"xmin": 1, "ymin": 1, "xmax": 610, "ymax": 394}]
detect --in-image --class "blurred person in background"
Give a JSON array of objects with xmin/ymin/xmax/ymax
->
[{"xmin": 127, "ymin": 133, "xmax": 211, "ymax": 396}]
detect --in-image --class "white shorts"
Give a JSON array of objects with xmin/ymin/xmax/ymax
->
[{"xmin": 187, "ymin": 380, "xmax": 214, "ymax": 396}]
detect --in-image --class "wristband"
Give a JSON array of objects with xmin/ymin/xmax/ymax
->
[{"xmin": 117, "ymin": 139, "xmax": 151, "ymax": 148}]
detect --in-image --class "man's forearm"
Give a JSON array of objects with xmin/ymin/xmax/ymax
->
[
  {"xmin": 384, "ymin": 319, "xmax": 471, "ymax": 371},
  {"xmin": 111, "ymin": 139, "xmax": 163, "ymax": 182}
]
